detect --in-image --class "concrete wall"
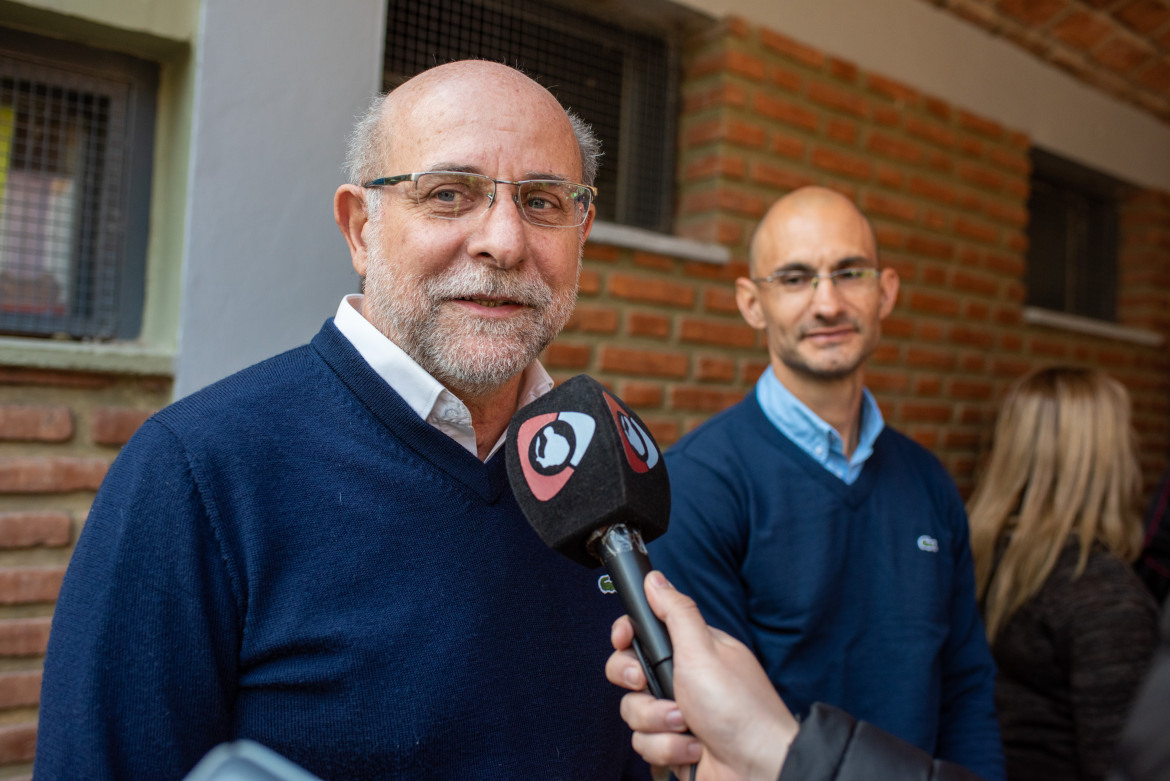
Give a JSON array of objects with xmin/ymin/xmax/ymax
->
[{"xmin": 174, "ymin": 0, "xmax": 385, "ymax": 397}]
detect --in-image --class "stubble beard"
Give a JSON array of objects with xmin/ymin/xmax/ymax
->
[
  {"xmin": 362, "ymin": 234, "xmax": 579, "ymax": 397},
  {"xmin": 779, "ymin": 316, "xmax": 877, "ymax": 382}
]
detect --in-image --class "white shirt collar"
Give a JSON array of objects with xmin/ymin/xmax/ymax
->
[{"xmin": 333, "ymin": 294, "xmax": 554, "ymax": 460}]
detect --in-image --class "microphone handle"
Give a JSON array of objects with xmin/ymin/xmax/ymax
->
[{"xmin": 596, "ymin": 523, "xmax": 675, "ymax": 700}]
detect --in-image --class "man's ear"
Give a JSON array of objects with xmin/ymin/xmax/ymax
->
[
  {"xmin": 334, "ymin": 184, "xmax": 371, "ymax": 277},
  {"xmin": 878, "ymin": 267, "xmax": 900, "ymax": 319},
  {"xmin": 736, "ymin": 277, "xmax": 767, "ymax": 331}
]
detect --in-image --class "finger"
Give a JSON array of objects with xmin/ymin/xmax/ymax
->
[
  {"xmin": 643, "ymin": 571, "xmax": 717, "ymax": 654},
  {"xmin": 605, "ymin": 648, "xmax": 646, "ymax": 691},
  {"xmin": 618, "ymin": 692, "xmax": 688, "ymax": 733},
  {"xmin": 629, "ymin": 731, "xmax": 702, "ymax": 769},
  {"xmin": 610, "ymin": 614, "xmax": 634, "ymax": 652}
]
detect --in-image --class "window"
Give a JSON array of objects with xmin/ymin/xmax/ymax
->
[
  {"xmin": 0, "ymin": 28, "xmax": 157, "ymax": 340},
  {"xmin": 1025, "ymin": 148, "xmax": 1125, "ymax": 322},
  {"xmin": 382, "ymin": 0, "xmax": 686, "ymax": 233}
]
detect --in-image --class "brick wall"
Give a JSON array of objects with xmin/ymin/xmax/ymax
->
[
  {"xmin": 0, "ymin": 368, "xmax": 169, "ymax": 779},
  {"xmin": 556, "ymin": 16, "xmax": 1170, "ymax": 500}
]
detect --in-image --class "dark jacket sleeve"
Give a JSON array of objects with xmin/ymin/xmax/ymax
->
[
  {"xmin": 1108, "ymin": 598, "xmax": 1170, "ymax": 781},
  {"xmin": 779, "ymin": 704, "xmax": 984, "ymax": 781}
]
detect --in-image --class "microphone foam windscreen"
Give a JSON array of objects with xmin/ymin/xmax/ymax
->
[{"xmin": 506, "ymin": 374, "xmax": 670, "ymax": 568}]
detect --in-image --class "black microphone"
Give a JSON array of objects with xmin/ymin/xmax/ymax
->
[{"xmin": 505, "ymin": 374, "xmax": 675, "ymax": 699}]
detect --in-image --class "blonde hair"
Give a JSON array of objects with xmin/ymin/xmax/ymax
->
[{"xmin": 968, "ymin": 366, "xmax": 1144, "ymax": 642}]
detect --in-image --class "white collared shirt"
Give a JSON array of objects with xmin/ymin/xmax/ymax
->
[{"xmin": 333, "ymin": 294, "xmax": 554, "ymax": 461}]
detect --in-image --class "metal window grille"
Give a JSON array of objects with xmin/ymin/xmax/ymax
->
[
  {"xmin": 0, "ymin": 29, "xmax": 156, "ymax": 340},
  {"xmin": 383, "ymin": 0, "xmax": 679, "ymax": 233},
  {"xmin": 1026, "ymin": 148, "xmax": 1124, "ymax": 322}
]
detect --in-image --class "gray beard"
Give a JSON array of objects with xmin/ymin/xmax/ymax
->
[{"xmin": 362, "ymin": 242, "xmax": 578, "ymax": 397}]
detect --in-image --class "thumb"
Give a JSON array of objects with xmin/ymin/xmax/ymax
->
[{"xmin": 644, "ymin": 571, "xmax": 715, "ymax": 656}]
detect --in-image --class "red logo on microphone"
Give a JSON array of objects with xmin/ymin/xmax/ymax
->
[
  {"xmin": 603, "ymin": 391, "xmax": 659, "ymax": 474},
  {"xmin": 515, "ymin": 412, "xmax": 597, "ymax": 501}
]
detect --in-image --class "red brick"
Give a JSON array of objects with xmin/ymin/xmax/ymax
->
[
  {"xmin": 0, "ymin": 405, "xmax": 73, "ymax": 442},
  {"xmin": 752, "ymin": 93, "xmax": 820, "ymax": 132},
  {"xmin": 759, "ymin": 28, "xmax": 825, "ymax": 67},
  {"xmin": 999, "ymin": 0, "xmax": 1066, "ymax": 26},
  {"xmin": 1135, "ymin": 59, "xmax": 1170, "ymax": 92},
  {"xmin": 696, "ymin": 355, "xmax": 737, "ymax": 382},
  {"xmin": 810, "ymin": 147, "xmax": 873, "ymax": 181},
  {"xmin": 903, "ymin": 348, "xmax": 959, "ymax": 371},
  {"xmin": 957, "ymin": 162, "xmax": 1006, "ymax": 192},
  {"xmin": 905, "ymin": 234, "xmax": 956, "ymax": 260},
  {"xmin": 627, "ymin": 312, "xmax": 672, "ymax": 339},
  {"xmin": 914, "ymin": 376, "xmax": 942, "ymax": 395},
  {"xmin": 633, "ymin": 252, "xmax": 677, "ymax": 272},
  {"xmin": 872, "ymin": 105, "xmax": 901, "ymax": 128},
  {"xmin": 957, "ymin": 111, "xmax": 1005, "ymax": 140},
  {"xmin": 826, "ymin": 118, "xmax": 860, "ymax": 145},
  {"xmin": 882, "ymin": 313, "xmax": 915, "ymax": 339},
  {"xmin": 902, "ymin": 402, "xmax": 954, "ymax": 423},
  {"xmin": 578, "ymin": 269, "xmax": 601, "ymax": 296},
  {"xmin": 750, "ymin": 161, "xmax": 815, "ymax": 192},
  {"xmin": 543, "ymin": 342, "xmax": 591, "ymax": 369},
  {"xmin": 865, "ymin": 131, "xmax": 924, "ymax": 165},
  {"xmin": 1115, "ymin": 0, "xmax": 1170, "ymax": 34},
  {"xmin": 703, "ymin": 287, "xmax": 741, "ymax": 315},
  {"xmin": 919, "ymin": 320, "xmax": 946, "ymax": 341},
  {"xmin": 644, "ymin": 418, "xmax": 681, "ymax": 448},
  {"xmin": 948, "ymin": 379, "xmax": 995, "ymax": 400},
  {"xmin": 0, "ymin": 618, "xmax": 51, "ymax": 656},
  {"xmin": 926, "ymin": 150, "xmax": 953, "ymax": 174},
  {"xmin": 0, "ymin": 368, "xmax": 113, "ymax": 389},
  {"xmin": 564, "ymin": 305, "xmax": 619, "ymax": 334},
  {"xmin": 618, "ymin": 381, "xmax": 664, "ymax": 409},
  {"xmin": 907, "ymin": 176, "xmax": 957, "ymax": 204},
  {"xmin": 608, "ymin": 274, "xmax": 696, "ymax": 308},
  {"xmin": 583, "ymin": 244, "xmax": 619, "ymax": 263},
  {"xmin": 958, "ymin": 136, "xmax": 985, "ymax": 159},
  {"xmin": 0, "ymin": 511, "xmax": 71, "ymax": 548},
  {"xmin": 0, "ymin": 671, "xmax": 41, "ymax": 709},
  {"xmin": 807, "ymin": 80, "xmax": 868, "ymax": 118},
  {"xmin": 91, "ymin": 407, "xmax": 154, "ymax": 447},
  {"xmin": 670, "ymin": 386, "xmax": 746, "ymax": 413},
  {"xmin": 680, "ymin": 318, "xmax": 757, "ymax": 348},
  {"xmin": 955, "ymin": 216, "xmax": 1001, "ymax": 245},
  {"xmin": 922, "ymin": 264, "xmax": 948, "ymax": 287},
  {"xmin": 741, "ymin": 360, "xmax": 769, "ymax": 384},
  {"xmin": 1051, "ymin": 11, "xmax": 1114, "ymax": 50},
  {"xmin": 771, "ymin": 131, "xmax": 807, "ymax": 160},
  {"xmin": 0, "ymin": 567, "xmax": 65, "ymax": 604},
  {"xmin": 954, "ymin": 269, "xmax": 1001, "ymax": 296},
  {"xmin": 599, "ymin": 347, "xmax": 689, "ymax": 378},
  {"xmin": 908, "ymin": 290, "xmax": 960, "ymax": 317},
  {"xmin": 923, "ymin": 96, "xmax": 952, "ymax": 121},
  {"xmin": 863, "ymin": 193, "xmax": 918, "ymax": 224},
  {"xmin": 905, "ymin": 116, "xmax": 955, "ymax": 149},
  {"xmin": 866, "ymin": 370, "xmax": 909, "ymax": 393},
  {"xmin": 827, "ymin": 56, "xmax": 860, "ymax": 83},
  {"xmin": 683, "ymin": 81, "xmax": 749, "ymax": 113},
  {"xmin": 0, "ymin": 723, "xmax": 36, "ymax": 764},
  {"xmin": 984, "ymin": 200, "xmax": 1029, "ymax": 228},
  {"xmin": 984, "ymin": 252, "xmax": 1026, "ymax": 276},
  {"xmin": 875, "ymin": 165, "xmax": 904, "ymax": 190},
  {"xmin": 958, "ymin": 191, "xmax": 984, "ymax": 213},
  {"xmin": 724, "ymin": 49, "xmax": 767, "ymax": 81},
  {"xmin": 0, "ymin": 457, "xmax": 108, "ymax": 494},
  {"xmin": 767, "ymin": 64, "xmax": 804, "ymax": 93},
  {"xmin": 684, "ymin": 154, "xmax": 747, "ymax": 183},
  {"xmin": 1030, "ymin": 338, "xmax": 1070, "ymax": 359},
  {"xmin": 865, "ymin": 73, "xmax": 919, "ymax": 103}
]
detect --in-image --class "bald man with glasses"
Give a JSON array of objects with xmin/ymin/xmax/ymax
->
[
  {"xmin": 649, "ymin": 187, "xmax": 1006, "ymax": 781},
  {"xmin": 36, "ymin": 61, "xmax": 648, "ymax": 781}
]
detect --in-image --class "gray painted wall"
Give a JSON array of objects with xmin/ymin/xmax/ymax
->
[{"xmin": 175, "ymin": 0, "xmax": 386, "ymax": 397}]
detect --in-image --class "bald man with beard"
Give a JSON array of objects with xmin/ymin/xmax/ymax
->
[
  {"xmin": 649, "ymin": 187, "xmax": 1006, "ymax": 781},
  {"xmin": 36, "ymin": 61, "xmax": 648, "ymax": 780}
]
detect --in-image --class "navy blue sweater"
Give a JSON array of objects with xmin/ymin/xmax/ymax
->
[
  {"xmin": 650, "ymin": 391, "xmax": 1005, "ymax": 781},
  {"xmin": 36, "ymin": 321, "xmax": 646, "ymax": 780}
]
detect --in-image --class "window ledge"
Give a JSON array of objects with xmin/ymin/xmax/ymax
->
[
  {"xmin": 587, "ymin": 221, "xmax": 731, "ymax": 265},
  {"xmin": 1022, "ymin": 307, "xmax": 1164, "ymax": 347},
  {"xmin": 0, "ymin": 338, "xmax": 174, "ymax": 376}
]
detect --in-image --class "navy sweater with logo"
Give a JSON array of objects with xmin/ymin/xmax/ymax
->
[
  {"xmin": 36, "ymin": 321, "xmax": 646, "ymax": 781},
  {"xmin": 649, "ymin": 391, "xmax": 1005, "ymax": 781}
]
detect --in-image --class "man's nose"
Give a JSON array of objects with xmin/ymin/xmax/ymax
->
[
  {"xmin": 465, "ymin": 185, "xmax": 527, "ymax": 270},
  {"xmin": 809, "ymin": 274, "xmax": 845, "ymax": 314}
]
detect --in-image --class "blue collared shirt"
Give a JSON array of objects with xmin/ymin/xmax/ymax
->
[{"xmin": 756, "ymin": 366, "xmax": 885, "ymax": 485}]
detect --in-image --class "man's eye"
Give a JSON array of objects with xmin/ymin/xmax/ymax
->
[
  {"xmin": 524, "ymin": 188, "xmax": 565, "ymax": 212},
  {"xmin": 836, "ymin": 269, "xmax": 865, "ymax": 280},
  {"xmin": 430, "ymin": 187, "xmax": 468, "ymax": 203},
  {"xmin": 778, "ymin": 273, "xmax": 811, "ymax": 287}
]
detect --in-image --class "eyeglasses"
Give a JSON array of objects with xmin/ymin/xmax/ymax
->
[
  {"xmin": 362, "ymin": 171, "xmax": 597, "ymax": 228},
  {"xmin": 750, "ymin": 267, "xmax": 880, "ymax": 296}
]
